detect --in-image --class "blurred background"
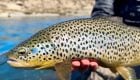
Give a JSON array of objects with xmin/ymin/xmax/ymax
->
[
  {"xmin": 0, "ymin": 0, "xmax": 94, "ymax": 17},
  {"xmin": 0, "ymin": 0, "xmax": 94, "ymax": 80}
]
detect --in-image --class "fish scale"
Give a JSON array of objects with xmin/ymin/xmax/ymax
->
[{"xmin": 7, "ymin": 17, "xmax": 140, "ymax": 80}]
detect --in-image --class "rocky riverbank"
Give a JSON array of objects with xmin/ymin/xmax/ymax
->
[{"xmin": 0, "ymin": 0, "xmax": 94, "ymax": 17}]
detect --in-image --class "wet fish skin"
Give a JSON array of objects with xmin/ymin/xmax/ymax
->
[{"xmin": 7, "ymin": 17, "xmax": 140, "ymax": 80}]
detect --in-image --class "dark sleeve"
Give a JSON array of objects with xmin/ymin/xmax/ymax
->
[
  {"xmin": 122, "ymin": 0, "xmax": 140, "ymax": 26},
  {"xmin": 71, "ymin": 69, "xmax": 92, "ymax": 80},
  {"xmin": 91, "ymin": 0, "xmax": 115, "ymax": 17}
]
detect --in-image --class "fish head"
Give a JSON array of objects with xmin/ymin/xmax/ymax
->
[
  {"xmin": 7, "ymin": 46, "xmax": 36, "ymax": 68},
  {"xmin": 7, "ymin": 38, "xmax": 61, "ymax": 69}
]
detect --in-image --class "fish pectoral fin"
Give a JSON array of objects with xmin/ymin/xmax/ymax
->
[
  {"xmin": 116, "ymin": 66, "xmax": 136, "ymax": 80},
  {"xmin": 54, "ymin": 60, "xmax": 71, "ymax": 80},
  {"xmin": 35, "ymin": 65, "xmax": 48, "ymax": 70}
]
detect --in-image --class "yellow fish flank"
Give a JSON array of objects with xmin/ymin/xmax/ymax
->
[{"xmin": 7, "ymin": 17, "xmax": 140, "ymax": 80}]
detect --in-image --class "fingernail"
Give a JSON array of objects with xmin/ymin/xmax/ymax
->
[
  {"xmin": 81, "ymin": 59, "xmax": 90, "ymax": 65},
  {"xmin": 72, "ymin": 61, "xmax": 80, "ymax": 67},
  {"xmin": 90, "ymin": 62, "xmax": 98, "ymax": 70}
]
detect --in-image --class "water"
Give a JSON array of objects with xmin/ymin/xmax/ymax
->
[{"xmin": 0, "ymin": 16, "xmax": 88, "ymax": 80}]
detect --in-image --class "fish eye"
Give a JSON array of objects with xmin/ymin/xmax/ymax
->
[
  {"xmin": 18, "ymin": 51, "xmax": 25, "ymax": 55},
  {"xmin": 18, "ymin": 47, "xmax": 27, "ymax": 55}
]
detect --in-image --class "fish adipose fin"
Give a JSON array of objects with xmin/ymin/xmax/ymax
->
[
  {"xmin": 55, "ymin": 60, "xmax": 71, "ymax": 80},
  {"xmin": 116, "ymin": 66, "xmax": 136, "ymax": 80}
]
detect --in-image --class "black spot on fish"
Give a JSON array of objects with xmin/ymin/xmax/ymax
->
[
  {"xmin": 48, "ymin": 58, "xmax": 51, "ymax": 60},
  {"xmin": 65, "ymin": 49, "xmax": 68, "ymax": 53},
  {"xmin": 82, "ymin": 47, "xmax": 85, "ymax": 50},
  {"xmin": 61, "ymin": 43, "xmax": 64, "ymax": 46},
  {"xmin": 86, "ymin": 41, "xmax": 88, "ymax": 44},
  {"xmin": 85, "ymin": 52, "xmax": 87, "ymax": 55},
  {"xmin": 55, "ymin": 37, "xmax": 59, "ymax": 40},
  {"xmin": 89, "ymin": 45, "xmax": 91, "ymax": 48},
  {"xmin": 43, "ymin": 53, "xmax": 46, "ymax": 55},
  {"xmin": 80, "ymin": 28, "xmax": 83, "ymax": 31},
  {"xmin": 89, "ymin": 53, "xmax": 92, "ymax": 56},
  {"xmin": 74, "ymin": 42, "xmax": 76, "ymax": 45},
  {"xmin": 46, "ymin": 45, "xmax": 49, "ymax": 48},
  {"xmin": 77, "ymin": 45, "xmax": 80, "ymax": 49},
  {"xmin": 41, "ymin": 47, "xmax": 44, "ymax": 49},
  {"xmin": 20, "ymin": 57, "xmax": 22, "ymax": 60},
  {"xmin": 78, "ymin": 38, "xmax": 80, "ymax": 41},
  {"xmin": 73, "ymin": 48, "xmax": 76, "ymax": 52},
  {"xmin": 43, "ymin": 58, "xmax": 46, "ymax": 60},
  {"xmin": 29, "ymin": 57, "xmax": 31, "ymax": 59},
  {"xmin": 37, "ymin": 45, "xmax": 40, "ymax": 47},
  {"xmin": 60, "ymin": 53, "xmax": 62, "ymax": 57},
  {"xmin": 41, "ymin": 41, "xmax": 44, "ymax": 43}
]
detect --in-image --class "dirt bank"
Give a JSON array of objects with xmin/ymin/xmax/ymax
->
[{"xmin": 0, "ymin": 0, "xmax": 95, "ymax": 17}]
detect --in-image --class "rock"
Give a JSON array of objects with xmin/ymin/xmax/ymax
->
[
  {"xmin": 16, "ymin": 1, "xmax": 24, "ymax": 6},
  {"xmin": 0, "ymin": 12, "xmax": 9, "ymax": 17},
  {"xmin": 6, "ymin": 3, "xmax": 22, "ymax": 11}
]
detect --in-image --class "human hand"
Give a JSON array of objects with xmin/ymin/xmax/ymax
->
[
  {"xmin": 71, "ymin": 59, "xmax": 98, "ymax": 80},
  {"xmin": 72, "ymin": 58, "xmax": 98, "ymax": 71}
]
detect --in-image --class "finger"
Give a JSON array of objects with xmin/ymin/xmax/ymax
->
[
  {"xmin": 90, "ymin": 61, "xmax": 99, "ymax": 71},
  {"xmin": 81, "ymin": 59, "xmax": 90, "ymax": 69},
  {"xmin": 89, "ymin": 58, "xmax": 97, "ymax": 62},
  {"xmin": 72, "ymin": 61, "xmax": 80, "ymax": 70}
]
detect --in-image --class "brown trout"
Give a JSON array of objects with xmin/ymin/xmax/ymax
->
[{"xmin": 7, "ymin": 17, "xmax": 140, "ymax": 80}]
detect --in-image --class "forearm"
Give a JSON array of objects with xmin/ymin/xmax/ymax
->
[{"xmin": 91, "ymin": 0, "xmax": 115, "ymax": 17}]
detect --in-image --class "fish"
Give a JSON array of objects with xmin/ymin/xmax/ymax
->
[{"xmin": 6, "ymin": 17, "xmax": 140, "ymax": 80}]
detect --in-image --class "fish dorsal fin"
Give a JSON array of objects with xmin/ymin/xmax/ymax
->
[
  {"xmin": 116, "ymin": 66, "xmax": 136, "ymax": 80},
  {"xmin": 54, "ymin": 60, "xmax": 71, "ymax": 80}
]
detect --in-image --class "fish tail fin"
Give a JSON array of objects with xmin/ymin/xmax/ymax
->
[{"xmin": 116, "ymin": 66, "xmax": 136, "ymax": 80}]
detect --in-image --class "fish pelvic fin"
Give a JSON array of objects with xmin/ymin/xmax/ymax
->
[
  {"xmin": 54, "ymin": 60, "xmax": 71, "ymax": 80},
  {"xmin": 116, "ymin": 66, "xmax": 136, "ymax": 80}
]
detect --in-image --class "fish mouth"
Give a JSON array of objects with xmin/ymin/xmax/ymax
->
[
  {"xmin": 8, "ymin": 57, "xmax": 17, "ymax": 62},
  {"xmin": 7, "ymin": 57, "xmax": 34, "ymax": 68}
]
